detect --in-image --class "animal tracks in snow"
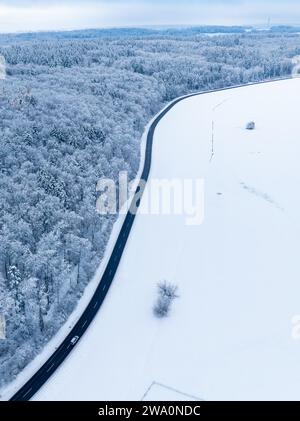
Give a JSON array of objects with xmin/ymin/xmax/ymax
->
[{"xmin": 240, "ymin": 182, "xmax": 284, "ymax": 212}]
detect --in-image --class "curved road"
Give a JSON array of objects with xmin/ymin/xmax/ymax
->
[{"xmin": 10, "ymin": 77, "xmax": 291, "ymax": 401}]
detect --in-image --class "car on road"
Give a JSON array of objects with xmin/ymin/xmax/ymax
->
[{"xmin": 70, "ymin": 336, "xmax": 80, "ymax": 346}]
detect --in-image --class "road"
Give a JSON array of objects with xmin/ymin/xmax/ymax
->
[{"xmin": 10, "ymin": 77, "xmax": 291, "ymax": 401}]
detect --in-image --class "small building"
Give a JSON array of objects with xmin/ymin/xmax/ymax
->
[
  {"xmin": 0, "ymin": 314, "xmax": 6, "ymax": 340},
  {"xmin": 246, "ymin": 121, "xmax": 256, "ymax": 130}
]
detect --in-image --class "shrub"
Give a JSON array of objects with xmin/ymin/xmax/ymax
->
[{"xmin": 153, "ymin": 281, "xmax": 178, "ymax": 319}]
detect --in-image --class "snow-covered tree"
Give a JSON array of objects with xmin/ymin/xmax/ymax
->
[
  {"xmin": 154, "ymin": 281, "xmax": 179, "ymax": 318},
  {"xmin": 0, "ymin": 27, "xmax": 297, "ymax": 387}
]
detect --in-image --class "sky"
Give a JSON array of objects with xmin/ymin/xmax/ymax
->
[{"xmin": 0, "ymin": 0, "xmax": 299, "ymax": 33}]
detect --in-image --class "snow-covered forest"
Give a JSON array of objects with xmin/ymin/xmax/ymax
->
[{"xmin": 0, "ymin": 28, "xmax": 299, "ymax": 388}]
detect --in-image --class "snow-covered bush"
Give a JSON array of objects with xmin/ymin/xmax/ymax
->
[
  {"xmin": 153, "ymin": 281, "xmax": 178, "ymax": 318},
  {"xmin": 158, "ymin": 281, "xmax": 179, "ymax": 301},
  {"xmin": 153, "ymin": 297, "xmax": 171, "ymax": 318},
  {"xmin": 246, "ymin": 121, "xmax": 256, "ymax": 130}
]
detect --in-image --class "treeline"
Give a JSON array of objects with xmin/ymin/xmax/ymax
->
[
  {"xmin": 0, "ymin": 30, "xmax": 298, "ymax": 388},
  {"xmin": 0, "ymin": 26, "xmax": 250, "ymax": 43}
]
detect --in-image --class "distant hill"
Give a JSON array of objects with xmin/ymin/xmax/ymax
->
[{"xmin": 0, "ymin": 25, "xmax": 250, "ymax": 43}]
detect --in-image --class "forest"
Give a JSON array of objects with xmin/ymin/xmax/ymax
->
[{"xmin": 0, "ymin": 28, "xmax": 299, "ymax": 388}]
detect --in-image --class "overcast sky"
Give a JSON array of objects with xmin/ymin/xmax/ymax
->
[{"xmin": 0, "ymin": 0, "xmax": 299, "ymax": 33}]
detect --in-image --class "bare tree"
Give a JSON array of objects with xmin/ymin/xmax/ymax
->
[
  {"xmin": 153, "ymin": 297, "xmax": 170, "ymax": 318},
  {"xmin": 158, "ymin": 281, "xmax": 179, "ymax": 300},
  {"xmin": 153, "ymin": 281, "xmax": 179, "ymax": 318}
]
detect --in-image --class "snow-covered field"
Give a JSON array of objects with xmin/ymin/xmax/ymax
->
[{"xmin": 26, "ymin": 79, "xmax": 300, "ymax": 400}]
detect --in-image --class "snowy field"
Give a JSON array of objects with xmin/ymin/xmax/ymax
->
[{"xmin": 29, "ymin": 78, "xmax": 300, "ymax": 400}]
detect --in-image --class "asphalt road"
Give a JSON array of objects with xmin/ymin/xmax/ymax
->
[{"xmin": 10, "ymin": 77, "xmax": 291, "ymax": 401}]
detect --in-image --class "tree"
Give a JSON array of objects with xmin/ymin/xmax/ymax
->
[
  {"xmin": 153, "ymin": 281, "xmax": 179, "ymax": 319},
  {"xmin": 158, "ymin": 281, "xmax": 179, "ymax": 301},
  {"xmin": 246, "ymin": 121, "xmax": 256, "ymax": 130},
  {"xmin": 153, "ymin": 297, "xmax": 171, "ymax": 318}
]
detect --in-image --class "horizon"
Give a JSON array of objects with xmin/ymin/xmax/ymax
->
[
  {"xmin": 0, "ymin": 1, "xmax": 299, "ymax": 33},
  {"xmin": 0, "ymin": 23, "xmax": 300, "ymax": 37}
]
